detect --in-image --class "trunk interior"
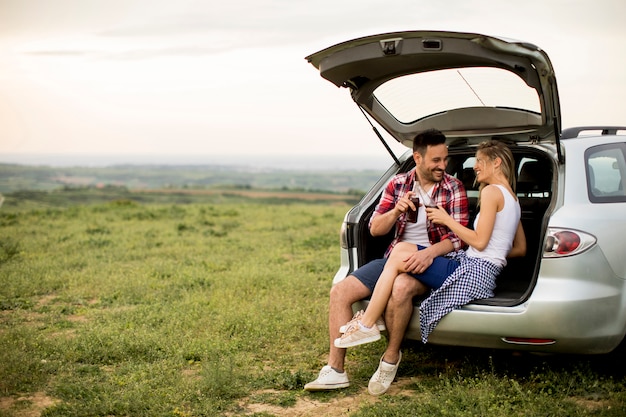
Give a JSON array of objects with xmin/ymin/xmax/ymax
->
[{"xmin": 357, "ymin": 147, "xmax": 554, "ymax": 307}]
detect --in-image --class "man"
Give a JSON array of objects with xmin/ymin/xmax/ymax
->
[{"xmin": 304, "ymin": 128, "xmax": 469, "ymax": 395}]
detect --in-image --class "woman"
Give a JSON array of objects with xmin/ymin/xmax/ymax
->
[{"xmin": 335, "ymin": 140, "xmax": 526, "ymax": 348}]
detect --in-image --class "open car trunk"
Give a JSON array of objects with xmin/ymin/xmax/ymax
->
[{"xmin": 355, "ymin": 145, "xmax": 554, "ymax": 307}]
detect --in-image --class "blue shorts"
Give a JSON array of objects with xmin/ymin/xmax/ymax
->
[{"xmin": 352, "ymin": 245, "xmax": 460, "ymax": 292}]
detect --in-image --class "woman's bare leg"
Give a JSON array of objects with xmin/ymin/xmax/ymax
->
[{"xmin": 359, "ymin": 242, "xmax": 417, "ymax": 327}]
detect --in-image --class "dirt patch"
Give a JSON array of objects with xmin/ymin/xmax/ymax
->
[
  {"xmin": 246, "ymin": 392, "xmax": 374, "ymax": 417},
  {"xmin": 238, "ymin": 377, "xmax": 418, "ymax": 416},
  {"xmin": 65, "ymin": 314, "xmax": 89, "ymax": 323},
  {"xmin": 571, "ymin": 397, "xmax": 612, "ymax": 412},
  {"xmin": 0, "ymin": 392, "xmax": 59, "ymax": 417},
  {"xmin": 35, "ymin": 295, "xmax": 57, "ymax": 307},
  {"xmin": 136, "ymin": 188, "xmax": 355, "ymax": 202}
]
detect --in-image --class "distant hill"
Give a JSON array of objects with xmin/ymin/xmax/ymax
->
[{"xmin": 0, "ymin": 163, "xmax": 388, "ymax": 195}]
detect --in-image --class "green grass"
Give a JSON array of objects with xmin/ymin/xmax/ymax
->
[{"xmin": 1, "ymin": 200, "xmax": 625, "ymax": 416}]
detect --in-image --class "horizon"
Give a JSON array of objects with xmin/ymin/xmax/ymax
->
[{"xmin": 0, "ymin": 152, "xmax": 398, "ymax": 171}]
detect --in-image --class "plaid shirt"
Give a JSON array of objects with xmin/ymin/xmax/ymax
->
[{"xmin": 369, "ymin": 168, "xmax": 469, "ymax": 257}]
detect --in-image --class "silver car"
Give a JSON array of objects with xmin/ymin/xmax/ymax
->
[{"xmin": 306, "ymin": 31, "xmax": 626, "ymax": 354}]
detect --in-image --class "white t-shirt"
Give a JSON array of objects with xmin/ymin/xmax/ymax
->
[
  {"xmin": 465, "ymin": 184, "xmax": 520, "ymax": 267},
  {"xmin": 401, "ymin": 184, "xmax": 435, "ymax": 247}
]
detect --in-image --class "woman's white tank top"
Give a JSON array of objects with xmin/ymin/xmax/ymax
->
[{"xmin": 465, "ymin": 184, "xmax": 520, "ymax": 267}]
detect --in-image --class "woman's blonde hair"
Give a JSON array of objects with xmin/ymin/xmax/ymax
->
[{"xmin": 476, "ymin": 140, "xmax": 516, "ymax": 201}]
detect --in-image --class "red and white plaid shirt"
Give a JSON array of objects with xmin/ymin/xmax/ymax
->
[{"xmin": 370, "ymin": 168, "xmax": 469, "ymax": 257}]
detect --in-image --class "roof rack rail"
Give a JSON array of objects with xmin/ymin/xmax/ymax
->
[{"xmin": 561, "ymin": 126, "xmax": 626, "ymax": 139}]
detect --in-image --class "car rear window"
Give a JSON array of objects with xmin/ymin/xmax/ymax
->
[
  {"xmin": 373, "ymin": 67, "xmax": 541, "ymax": 124},
  {"xmin": 586, "ymin": 143, "xmax": 626, "ymax": 203}
]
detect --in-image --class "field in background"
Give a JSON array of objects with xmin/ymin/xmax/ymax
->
[
  {"xmin": 0, "ymin": 186, "xmax": 363, "ymax": 212},
  {"xmin": 0, "ymin": 163, "xmax": 386, "ymax": 195}
]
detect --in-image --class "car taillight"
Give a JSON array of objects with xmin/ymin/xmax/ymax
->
[
  {"xmin": 543, "ymin": 228, "xmax": 596, "ymax": 258},
  {"xmin": 552, "ymin": 231, "xmax": 580, "ymax": 254}
]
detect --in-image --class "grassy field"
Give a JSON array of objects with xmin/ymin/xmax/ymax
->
[{"xmin": 1, "ymin": 198, "xmax": 625, "ymax": 416}]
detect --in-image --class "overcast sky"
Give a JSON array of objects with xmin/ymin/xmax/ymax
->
[{"xmin": 1, "ymin": 0, "xmax": 625, "ymax": 163}]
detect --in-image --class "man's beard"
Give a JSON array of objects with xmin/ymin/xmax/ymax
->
[{"xmin": 420, "ymin": 166, "xmax": 444, "ymax": 183}]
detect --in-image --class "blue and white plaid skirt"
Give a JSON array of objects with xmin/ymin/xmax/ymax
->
[{"xmin": 419, "ymin": 250, "xmax": 502, "ymax": 343}]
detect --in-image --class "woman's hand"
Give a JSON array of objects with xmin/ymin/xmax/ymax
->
[{"xmin": 426, "ymin": 205, "xmax": 451, "ymax": 226}]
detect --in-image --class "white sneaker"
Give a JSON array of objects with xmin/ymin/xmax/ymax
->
[
  {"xmin": 304, "ymin": 365, "xmax": 350, "ymax": 391},
  {"xmin": 339, "ymin": 311, "xmax": 386, "ymax": 333},
  {"xmin": 334, "ymin": 320, "xmax": 381, "ymax": 348},
  {"xmin": 368, "ymin": 351, "xmax": 402, "ymax": 396}
]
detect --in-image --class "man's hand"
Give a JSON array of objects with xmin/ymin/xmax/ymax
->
[
  {"xmin": 403, "ymin": 247, "xmax": 435, "ymax": 274},
  {"xmin": 370, "ymin": 191, "xmax": 417, "ymax": 237},
  {"xmin": 393, "ymin": 191, "xmax": 418, "ymax": 216}
]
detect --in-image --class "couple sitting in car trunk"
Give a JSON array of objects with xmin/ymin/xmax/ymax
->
[{"xmin": 305, "ymin": 128, "xmax": 526, "ymax": 396}]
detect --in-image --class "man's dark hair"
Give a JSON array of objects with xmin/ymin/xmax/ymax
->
[{"xmin": 413, "ymin": 128, "xmax": 446, "ymax": 155}]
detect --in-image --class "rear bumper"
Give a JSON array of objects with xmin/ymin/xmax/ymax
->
[{"xmin": 353, "ymin": 274, "xmax": 626, "ymax": 354}]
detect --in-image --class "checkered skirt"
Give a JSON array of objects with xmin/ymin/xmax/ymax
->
[{"xmin": 419, "ymin": 250, "xmax": 502, "ymax": 343}]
